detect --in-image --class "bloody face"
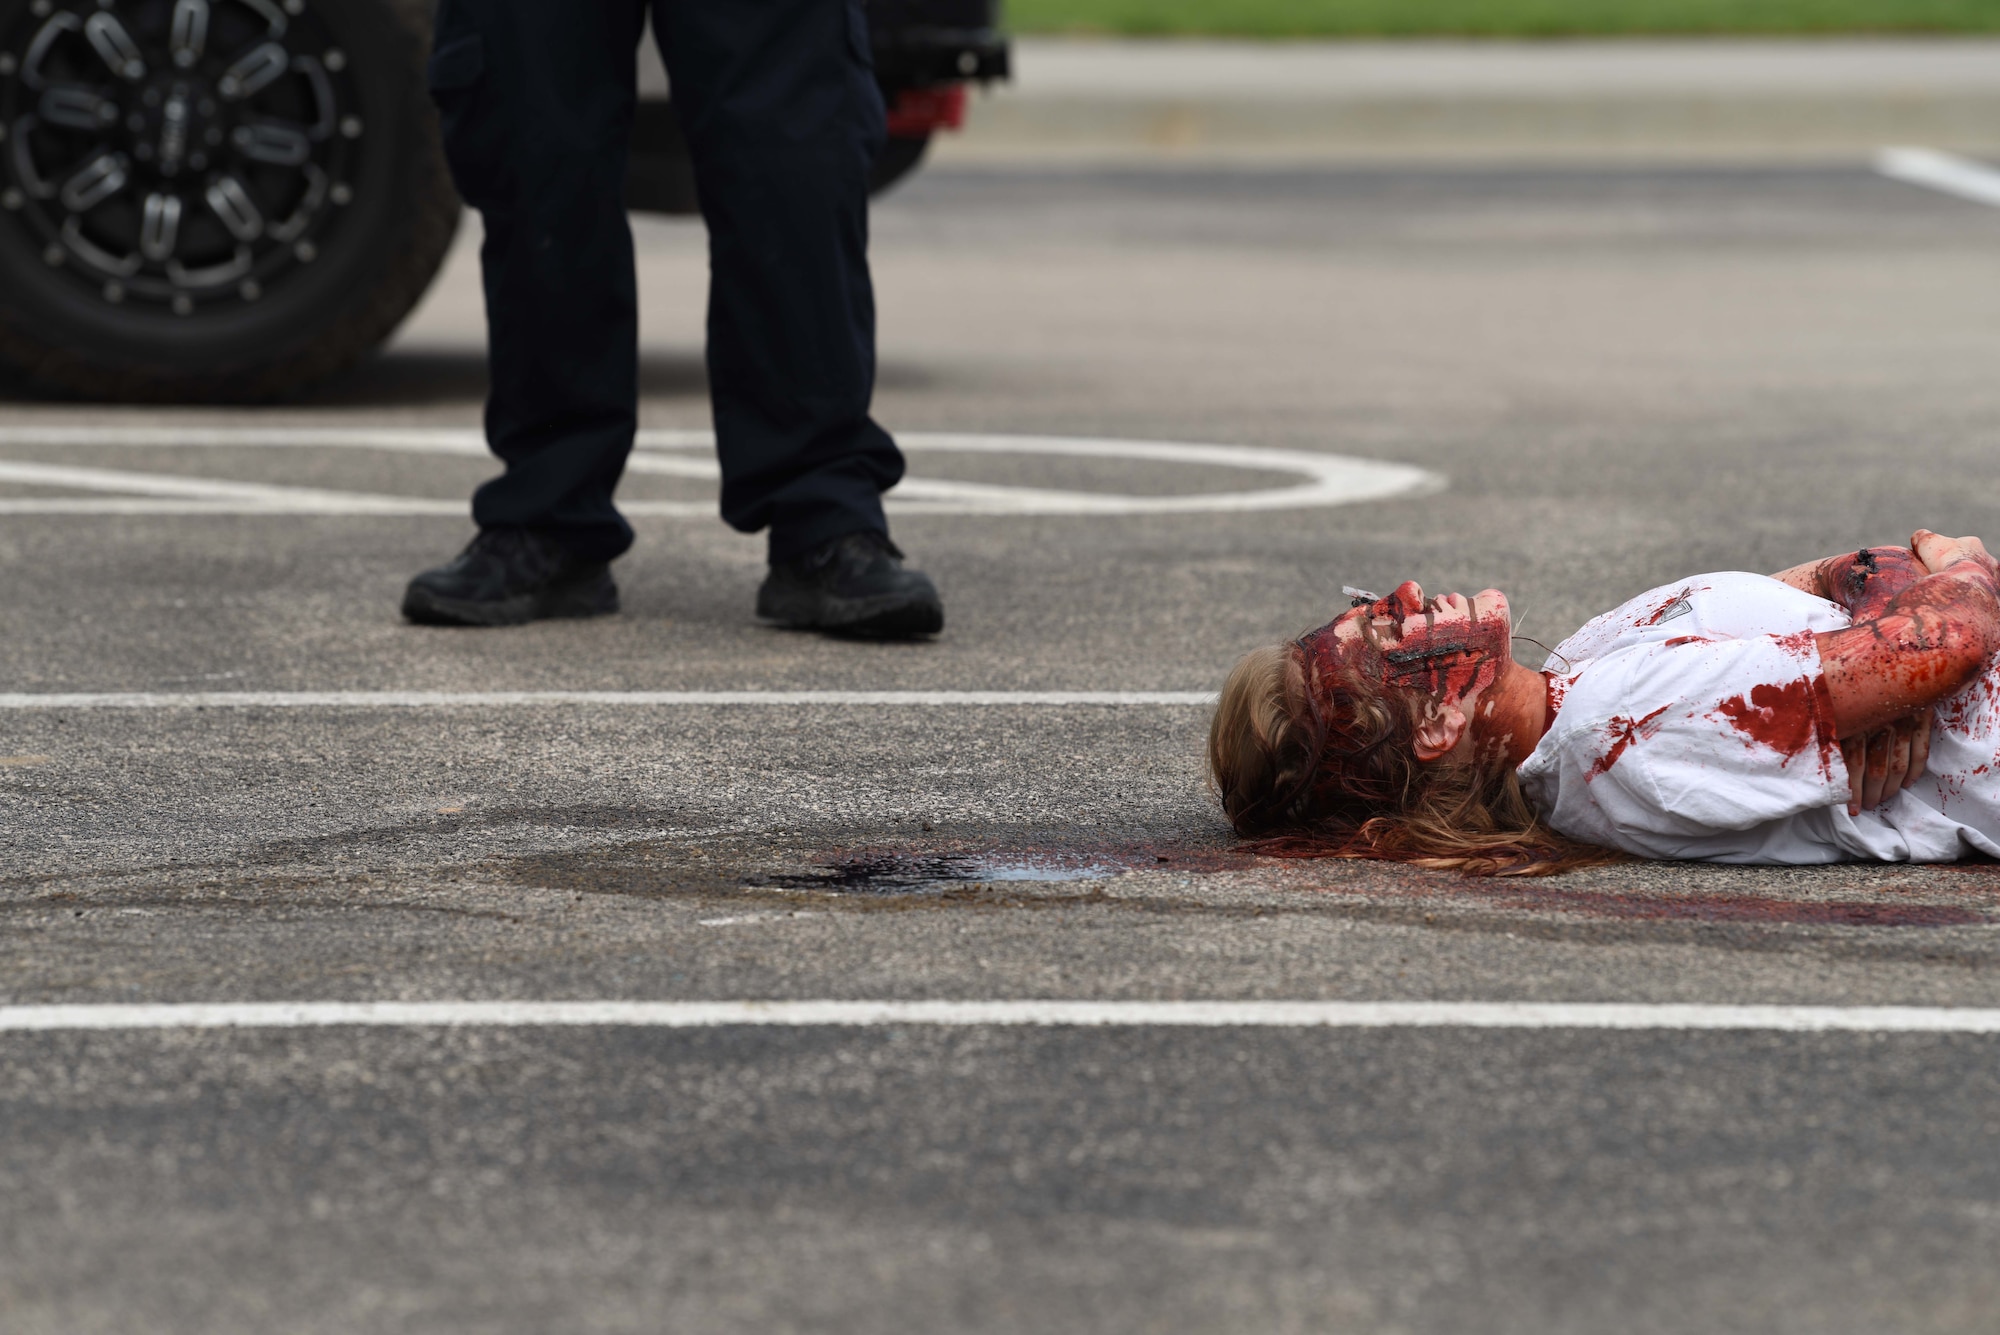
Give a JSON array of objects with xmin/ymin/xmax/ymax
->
[{"xmin": 1296, "ymin": 581, "xmax": 1513, "ymax": 709}]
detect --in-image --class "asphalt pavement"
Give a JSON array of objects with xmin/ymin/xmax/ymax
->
[{"xmin": 8, "ymin": 147, "xmax": 2000, "ymax": 1332}]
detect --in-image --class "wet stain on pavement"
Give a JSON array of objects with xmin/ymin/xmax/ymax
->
[
  {"xmin": 476, "ymin": 832, "xmax": 1260, "ymax": 905},
  {"xmin": 18, "ymin": 811, "xmax": 1995, "ymax": 971},
  {"xmin": 749, "ymin": 850, "xmax": 1123, "ymax": 896}
]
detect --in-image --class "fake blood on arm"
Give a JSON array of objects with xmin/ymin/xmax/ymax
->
[
  {"xmin": 1821, "ymin": 547, "xmax": 1929, "ymax": 622},
  {"xmin": 1817, "ymin": 561, "xmax": 2000, "ymax": 739}
]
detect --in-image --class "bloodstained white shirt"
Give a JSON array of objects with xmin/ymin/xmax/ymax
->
[{"xmin": 1517, "ymin": 572, "xmax": 2000, "ymax": 863}]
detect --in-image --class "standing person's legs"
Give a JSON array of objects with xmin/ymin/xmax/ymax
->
[
  {"xmin": 404, "ymin": 0, "xmax": 646, "ymax": 626},
  {"xmin": 654, "ymin": 0, "xmax": 943, "ymax": 636}
]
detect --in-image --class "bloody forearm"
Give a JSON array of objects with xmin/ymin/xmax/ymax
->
[
  {"xmin": 1816, "ymin": 547, "xmax": 1930, "ymax": 622},
  {"xmin": 1815, "ymin": 562, "xmax": 2000, "ymax": 739}
]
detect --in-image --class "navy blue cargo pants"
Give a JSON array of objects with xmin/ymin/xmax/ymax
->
[{"xmin": 425, "ymin": 0, "xmax": 905, "ymax": 563}]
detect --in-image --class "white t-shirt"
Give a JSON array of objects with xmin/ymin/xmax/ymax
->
[{"xmin": 1516, "ymin": 571, "xmax": 2000, "ymax": 863}]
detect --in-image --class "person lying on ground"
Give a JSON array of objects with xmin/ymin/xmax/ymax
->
[{"xmin": 1209, "ymin": 530, "xmax": 2000, "ymax": 873}]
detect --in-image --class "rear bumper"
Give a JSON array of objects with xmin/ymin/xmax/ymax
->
[
  {"xmin": 874, "ymin": 26, "xmax": 1011, "ymax": 88},
  {"xmin": 625, "ymin": 6, "xmax": 1009, "ymax": 213},
  {"xmin": 886, "ymin": 85, "xmax": 967, "ymax": 138}
]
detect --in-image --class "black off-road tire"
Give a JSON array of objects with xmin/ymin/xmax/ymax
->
[
  {"xmin": 0, "ymin": 0, "xmax": 459, "ymax": 402},
  {"xmin": 870, "ymin": 133, "xmax": 928, "ymax": 197}
]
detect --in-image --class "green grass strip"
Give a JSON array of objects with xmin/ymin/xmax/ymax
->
[{"xmin": 1004, "ymin": 0, "xmax": 2000, "ymax": 37}]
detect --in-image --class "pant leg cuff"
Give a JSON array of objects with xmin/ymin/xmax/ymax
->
[{"xmin": 767, "ymin": 517, "xmax": 889, "ymax": 564}]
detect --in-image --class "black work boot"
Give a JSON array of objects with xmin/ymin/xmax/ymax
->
[
  {"xmin": 757, "ymin": 530, "xmax": 943, "ymax": 637},
  {"xmin": 402, "ymin": 528, "xmax": 619, "ymax": 627}
]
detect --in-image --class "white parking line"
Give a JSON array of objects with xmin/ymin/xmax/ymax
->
[
  {"xmin": 0, "ymin": 460, "xmax": 458, "ymax": 515},
  {"xmin": 0, "ymin": 690, "xmax": 1216, "ymax": 710},
  {"xmin": 2, "ymin": 1000, "xmax": 1998, "ymax": 1033},
  {"xmin": 1876, "ymin": 146, "xmax": 2000, "ymax": 208},
  {"xmin": 0, "ymin": 427, "xmax": 1442, "ymax": 517}
]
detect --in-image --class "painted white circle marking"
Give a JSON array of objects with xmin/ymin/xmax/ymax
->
[{"xmin": 0, "ymin": 426, "xmax": 1442, "ymax": 517}]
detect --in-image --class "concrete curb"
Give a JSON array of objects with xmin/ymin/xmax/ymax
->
[{"xmin": 934, "ymin": 38, "xmax": 2000, "ymax": 165}]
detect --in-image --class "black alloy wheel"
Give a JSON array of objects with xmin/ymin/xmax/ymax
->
[{"xmin": 0, "ymin": 0, "xmax": 457, "ymax": 400}]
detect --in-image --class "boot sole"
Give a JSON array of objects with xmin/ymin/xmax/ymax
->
[
  {"xmin": 402, "ymin": 579, "xmax": 619, "ymax": 627},
  {"xmin": 756, "ymin": 586, "xmax": 944, "ymax": 638}
]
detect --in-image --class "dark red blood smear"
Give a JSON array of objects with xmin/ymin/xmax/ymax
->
[
  {"xmin": 1663, "ymin": 636, "xmax": 1707, "ymax": 649},
  {"xmin": 1825, "ymin": 547, "xmax": 1928, "ymax": 622},
  {"xmin": 1935, "ymin": 664, "xmax": 2000, "ymax": 733},
  {"xmin": 1827, "ymin": 569, "xmax": 2000, "ymax": 725},
  {"xmin": 1493, "ymin": 888, "xmax": 1983, "ymax": 927},
  {"xmin": 1712, "ymin": 676, "xmax": 1837, "ymax": 778},
  {"xmin": 1371, "ymin": 585, "xmax": 1424, "ymax": 621},
  {"xmin": 1586, "ymin": 704, "xmax": 1673, "ymax": 781},
  {"xmin": 1640, "ymin": 589, "xmax": 1690, "ymax": 626},
  {"xmin": 1379, "ymin": 617, "xmax": 1510, "ymax": 701},
  {"xmin": 1296, "ymin": 593, "xmax": 1510, "ymax": 708},
  {"xmin": 1715, "ymin": 681, "xmax": 1816, "ymax": 756},
  {"xmin": 1294, "ymin": 865, "xmax": 1990, "ymax": 927}
]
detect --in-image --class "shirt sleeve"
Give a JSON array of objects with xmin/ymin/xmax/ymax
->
[
  {"xmin": 1548, "ymin": 572, "xmax": 1849, "ymax": 671},
  {"xmin": 1518, "ymin": 632, "xmax": 1851, "ymax": 857}
]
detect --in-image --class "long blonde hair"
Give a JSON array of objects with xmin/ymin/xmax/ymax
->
[{"xmin": 1207, "ymin": 644, "xmax": 1617, "ymax": 876}]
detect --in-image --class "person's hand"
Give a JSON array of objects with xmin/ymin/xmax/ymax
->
[
  {"xmin": 1841, "ymin": 709, "xmax": 1934, "ymax": 816},
  {"xmin": 1912, "ymin": 530, "xmax": 1997, "ymax": 578}
]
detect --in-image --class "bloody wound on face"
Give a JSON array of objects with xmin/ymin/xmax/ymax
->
[{"xmin": 1296, "ymin": 588, "xmax": 1511, "ymax": 710}]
